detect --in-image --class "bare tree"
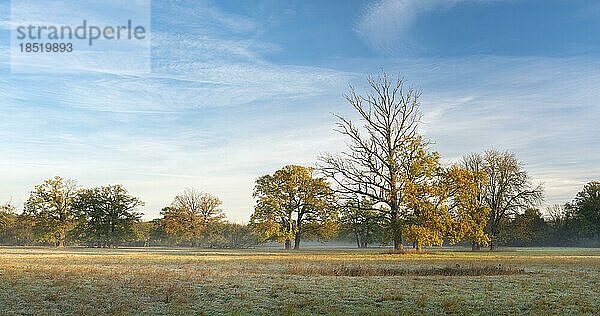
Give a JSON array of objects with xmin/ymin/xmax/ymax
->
[
  {"xmin": 162, "ymin": 189, "xmax": 224, "ymax": 245},
  {"xmin": 319, "ymin": 73, "xmax": 433, "ymax": 251},
  {"xmin": 462, "ymin": 150, "xmax": 544, "ymax": 250},
  {"xmin": 171, "ymin": 189, "xmax": 224, "ymax": 225}
]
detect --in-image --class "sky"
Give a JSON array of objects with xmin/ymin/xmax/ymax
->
[{"xmin": 0, "ymin": 0, "xmax": 599, "ymax": 222}]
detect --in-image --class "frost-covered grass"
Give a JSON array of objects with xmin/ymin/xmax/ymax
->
[{"xmin": 0, "ymin": 247, "xmax": 599, "ymax": 315}]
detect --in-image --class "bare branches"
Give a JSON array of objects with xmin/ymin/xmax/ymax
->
[
  {"xmin": 320, "ymin": 72, "xmax": 425, "ymax": 204},
  {"xmin": 462, "ymin": 149, "xmax": 544, "ymax": 249},
  {"xmin": 319, "ymin": 72, "xmax": 430, "ymax": 250},
  {"xmin": 171, "ymin": 188, "xmax": 224, "ymax": 224}
]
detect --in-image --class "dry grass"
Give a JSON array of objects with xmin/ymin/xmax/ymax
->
[
  {"xmin": 285, "ymin": 263, "xmax": 526, "ymax": 277},
  {"xmin": 383, "ymin": 248, "xmax": 431, "ymax": 255},
  {"xmin": 0, "ymin": 247, "xmax": 599, "ymax": 315}
]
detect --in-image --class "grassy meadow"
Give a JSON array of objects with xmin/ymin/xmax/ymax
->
[{"xmin": 0, "ymin": 247, "xmax": 599, "ymax": 315}]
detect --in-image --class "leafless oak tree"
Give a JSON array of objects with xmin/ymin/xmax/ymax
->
[{"xmin": 319, "ymin": 73, "xmax": 428, "ymax": 250}]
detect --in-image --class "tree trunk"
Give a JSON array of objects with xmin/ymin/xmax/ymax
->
[
  {"xmin": 391, "ymin": 210, "xmax": 403, "ymax": 251},
  {"xmin": 294, "ymin": 222, "xmax": 302, "ymax": 250},
  {"xmin": 471, "ymin": 241, "xmax": 480, "ymax": 251},
  {"xmin": 294, "ymin": 213, "xmax": 304, "ymax": 250},
  {"xmin": 284, "ymin": 239, "xmax": 291, "ymax": 250},
  {"xmin": 489, "ymin": 236, "xmax": 497, "ymax": 251},
  {"xmin": 57, "ymin": 228, "xmax": 66, "ymax": 248},
  {"xmin": 489, "ymin": 231, "xmax": 498, "ymax": 251},
  {"xmin": 355, "ymin": 233, "xmax": 361, "ymax": 248},
  {"xmin": 488, "ymin": 221, "xmax": 500, "ymax": 251},
  {"xmin": 394, "ymin": 239, "xmax": 403, "ymax": 250}
]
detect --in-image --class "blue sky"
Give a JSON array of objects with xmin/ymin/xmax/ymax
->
[{"xmin": 0, "ymin": 0, "xmax": 599, "ymax": 222}]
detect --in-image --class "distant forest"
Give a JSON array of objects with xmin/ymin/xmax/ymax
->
[{"xmin": 1, "ymin": 178, "xmax": 598, "ymax": 249}]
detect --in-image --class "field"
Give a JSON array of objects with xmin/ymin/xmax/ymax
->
[{"xmin": 0, "ymin": 247, "xmax": 599, "ymax": 315}]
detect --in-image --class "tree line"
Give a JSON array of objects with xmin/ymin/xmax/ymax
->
[
  {"xmin": 0, "ymin": 175, "xmax": 596, "ymax": 249},
  {"xmin": 0, "ymin": 180, "xmax": 258, "ymax": 248},
  {"xmin": 1, "ymin": 73, "xmax": 598, "ymax": 250}
]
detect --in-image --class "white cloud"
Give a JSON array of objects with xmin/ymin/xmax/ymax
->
[
  {"xmin": 356, "ymin": 0, "xmax": 498, "ymax": 54},
  {"xmin": 356, "ymin": 0, "xmax": 455, "ymax": 53}
]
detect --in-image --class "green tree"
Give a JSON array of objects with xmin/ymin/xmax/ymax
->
[
  {"xmin": 339, "ymin": 198, "xmax": 386, "ymax": 248},
  {"xmin": 565, "ymin": 181, "xmax": 600, "ymax": 239},
  {"xmin": 148, "ymin": 218, "xmax": 171, "ymax": 246},
  {"xmin": 133, "ymin": 221, "xmax": 154, "ymax": 247},
  {"xmin": 200, "ymin": 222, "xmax": 259, "ymax": 249},
  {"xmin": 161, "ymin": 189, "xmax": 225, "ymax": 246},
  {"xmin": 251, "ymin": 165, "xmax": 337, "ymax": 250},
  {"xmin": 24, "ymin": 176, "xmax": 80, "ymax": 247},
  {"xmin": 74, "ymin": 185, "xmax": 143, "ymax": 247},
  {"xmin": 462, "ymin": 150, "xmax": 543, "ymax": 250},
  {"xmin": 9, "ymin": 214, "xmax": 36, "ymax": 246},
  {"xmin": 0, "ymin": 203, "xmax": 18, "ymax": 245},
  {"xmin": 499, "ymin": 208, "xmax": 549, "ymax": 246},
  {"xmin": 545, "ymin": 204, "xmax": 570, "ymax": 245}
]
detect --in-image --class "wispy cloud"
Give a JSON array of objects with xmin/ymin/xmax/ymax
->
[
  {"xmin": 356, "ymin": 0, "xmax": 499, "ymax": 54},
  {"xmin": 356, "ymin": 0, "xmax": 456, "ymax": 53},
  {"xmin": 0, "ymin": 1, "xmax": 357, "ymax": 222}
]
